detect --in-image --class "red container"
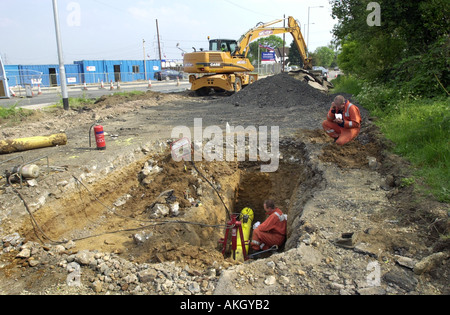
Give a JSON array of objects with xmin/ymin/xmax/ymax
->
[{"xmin": 94, "ymin": 125, "xmax": 106, "ymax": 150}]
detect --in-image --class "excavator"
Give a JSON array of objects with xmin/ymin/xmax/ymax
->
[{"xmin": 183, "ymin": 16, "xmax": 313, "ymax": 96}]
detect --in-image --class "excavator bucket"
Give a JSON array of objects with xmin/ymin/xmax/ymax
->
[{"xmin": 288, "ymin": 69, "xmax": 334, "ymax": 93}]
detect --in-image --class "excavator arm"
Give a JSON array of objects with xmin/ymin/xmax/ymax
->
[{"xmin": 235, "ymin": 16, "xmax": 312, "ymax": 69}]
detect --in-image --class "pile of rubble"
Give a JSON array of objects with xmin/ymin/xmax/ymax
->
[
  {"xmin": 288, "ymin": 69, "xmax": 334, "ymax": 92},
  {"xmin": 2, "ymin": 235, "xmax": 223, "ymax": 295}
]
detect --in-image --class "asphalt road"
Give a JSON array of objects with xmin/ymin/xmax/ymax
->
[{"xmin": 0, "ymin": 80, "xmax": 191, "ymax": 109}]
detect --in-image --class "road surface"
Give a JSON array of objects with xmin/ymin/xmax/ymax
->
[{"xmin": 0, "ymin": 80, "xmax": 191, "ymax": 109}]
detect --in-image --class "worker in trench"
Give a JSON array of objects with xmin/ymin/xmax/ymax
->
[
  {"xmin": 322, "ymin": 95, "xmax": 361, "ymax": 145},
  {"xmin": 251, "ymin": 200, "xmax": 287, "ymax": 252}
]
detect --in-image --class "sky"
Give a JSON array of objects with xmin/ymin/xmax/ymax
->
[{"xmin": 0, "ymin": 0, "xmax": 337, "ymax": 65}]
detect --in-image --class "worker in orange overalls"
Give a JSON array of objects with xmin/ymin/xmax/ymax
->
[
  {"xmin": 251, "ymin": 200, "xmax": 287, "ymax": 251},
  {"xmin": 322, "ymin": 95, "xmax": 361, "ymax": 145}
]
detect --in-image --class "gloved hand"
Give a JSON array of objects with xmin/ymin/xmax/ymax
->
[{"xmin": 253, "ymin": 221, "xmax": 261, "ymax": 229}]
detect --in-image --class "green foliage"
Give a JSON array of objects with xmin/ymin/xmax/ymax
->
[
  {"xmin": 330, "ymin": 0, "xmax": 450, "ymax": 202},
  {"xmin": 331, "ymin": 0, "xmax": 450, "ymax": 96},
  {"xmin": 0, "ymin": 104, "xmax": 34, "ymax": 122},
  {"xmin": 248, "ymin": 36, "xmax": 284, "ymax": 64},
  {"xmin": 377, "ymin": 97, "xmax": 450, "ymax": 202},
  {"xmin": 356, "ymin": 83, "xmax": 404, "ymax": 117},
  {"xmin": 314, "ymin": 46, "xmax": 335, "ymax": 68},
  {"xmin": 400, "ymin": 177, "xmax": 416, "ymax": 188},
  {"xmin": 393, "ymin": 37, "xmax": 450, "ymax": 97},
  {"xmin": 288, "ymin": 41, "xmax": 302, "ymax": 67},
  {"xmin": 55, "ymin": 96, "xmax": 95, "ymax": 110},
  {"xmin": 112, "ymin": 90, "xmax": 145, "ymax": 97},
  {"xmin": 330, "ymin": 75, "xmax": 363, "ymax": 96}
]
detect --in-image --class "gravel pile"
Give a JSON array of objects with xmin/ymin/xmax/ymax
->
[
  {"xmin": 225, "ymin": 73, "xmax": 332, "ymax": 108},
  {"xmin": 5, "ymin": 239, "xmax": 221, "ymax": 295}
]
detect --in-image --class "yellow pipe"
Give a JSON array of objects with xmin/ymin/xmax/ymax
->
[
  {"xmin": 0, "ymin": 133, "xmax": 67, "ymax": 154},
  {"xmin": 233, "ymin": 207, "xmax": 254, "ymax": 262}
]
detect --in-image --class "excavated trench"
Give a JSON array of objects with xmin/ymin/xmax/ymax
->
[{"xmin": 20, "ymin": 139, "xmax": 319, "ymax": 270}]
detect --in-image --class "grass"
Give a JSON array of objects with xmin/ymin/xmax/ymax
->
[
  {"xmin": 52, "ymin": 92, "xmax": 96, "ymax": 110},
  {"xmin": 377, "ymin": 98, "xmax": 449, "ymax": 202},
  {"xmin": 0, "ymin": 104, "xmax": 36, "ymax": 126},
  {"xmin": 1, "ymin": 90, "xmax": 147, "ymax": 125},
  {"xmin": 330, "ymin": 74, "xmax": 363, "ymax": 96},
  {"xmin": 111, "ymin": 90, "xmax": 145, "ymax": 97},
  {"xmin": 331, "ymin": 75, "xmax": 450, "ymax": 202},
  {"xmin": 50, "ymin": 90, "xmax": 146, "ymax": 110}
]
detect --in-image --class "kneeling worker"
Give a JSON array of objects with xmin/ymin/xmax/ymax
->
[
  {"xmin": 322, "ymin": 95, "xmax": 361, "ymax": 145},
  {"xmin": 251, "ymin": 200, "xmax": 287, "ymax": 251}
]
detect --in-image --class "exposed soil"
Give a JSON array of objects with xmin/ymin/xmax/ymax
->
[{"xmin": 0, "ymin": 73, "xmax": 448, "ymax": 295}]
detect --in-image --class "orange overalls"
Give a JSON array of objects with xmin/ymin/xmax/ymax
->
[
  {"xmin": 251, "ymin": 208, "xmax": 287, "ymax": 251},
  {"xmin": 322, "ymin": 100, "xmax": 361, "ymax": 145}
]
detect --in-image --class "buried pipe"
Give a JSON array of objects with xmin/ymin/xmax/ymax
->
[{"xmin": 0, "ymin": 133, "xmax": 67, "ymax": 154}]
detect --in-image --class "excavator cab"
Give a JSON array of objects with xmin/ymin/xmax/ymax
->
[{"xmin": 208, "ymin": 39, "xmax": 238, "ymax": 54}]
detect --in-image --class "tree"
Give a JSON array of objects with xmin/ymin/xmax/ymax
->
[
  {"xmin": 288, "ymin": 41, "xmax": 303, "ymax": 67},
  {"xmin": 331, "ymin": 0, "xmax": 449, "ymax": 95},
  {"xmin": 314, "ymin": 46, "xmax": 335, "ymax": 68},
  {"xmin": 247, "ymin": 36, "xmax": 284, "ymax": 64}
]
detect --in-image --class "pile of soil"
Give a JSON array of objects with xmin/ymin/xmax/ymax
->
[
  {"xmin": 320, "ymin": 140, "xmax": 384, "ymax": 169},
  {"xmin": 225, "ymin": 73, "xmax": 331, "ymax": 108},
  {"xmin": 94, "ymin": 90, "xmax": 182, "ymax": 108}
]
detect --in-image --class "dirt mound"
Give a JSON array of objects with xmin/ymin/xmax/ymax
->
[
  {"xmin": 94, "ymin": 90, "xmax": 188, "ymax": 108},
  {"xmin": 225, "ymin": 73, "xmax": 331, "ymax": 108},
  {"xmin": 320, "ymin": 141, "xmax": 384, "ymax": 169},
  {"xmin": 297, "ymin": 128, "xmax": 385, "ymax": 169}
]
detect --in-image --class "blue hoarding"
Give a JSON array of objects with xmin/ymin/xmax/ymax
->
[{"xmin": 261, "ymin": 52, "xmax": 276, "ymax": 62}]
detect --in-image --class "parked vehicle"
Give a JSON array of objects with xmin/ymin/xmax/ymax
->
[
  {"xmin": 312, "ymin": 66, "xmax": 329, "ymax": 80},
  {"xmin": 154, "ymin": 69, "xmax": 183, "ymax": 81},
  {"xmin": 313, "ymin": 66, "xmax": 328, "ymax": 76}
]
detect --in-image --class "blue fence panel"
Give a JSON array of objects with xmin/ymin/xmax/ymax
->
[
  {"xmin": 5, "ymin": 60, "xmax": 162, "ymax": 87},
  {"xmin": 4, "ymin": 65, "xmax": 20, "ymax": 87}
]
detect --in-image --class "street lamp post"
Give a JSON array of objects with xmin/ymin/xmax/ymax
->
[
  {"xmin": 307, "ymin": 5, "xmax": 324, "ymax": 56},
  {"xmin": 52, "ymin": 0, "xmax": 69, "ymax": 110}
]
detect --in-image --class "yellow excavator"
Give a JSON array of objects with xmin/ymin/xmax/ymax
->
[{"xmin": 183, "ymin": 16, "xmax": 312, "ymax": 96}]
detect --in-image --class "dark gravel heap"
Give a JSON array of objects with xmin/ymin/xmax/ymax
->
[{"xmin": 225, "ymin": 72, "xmax": 332, "ymax": 108}]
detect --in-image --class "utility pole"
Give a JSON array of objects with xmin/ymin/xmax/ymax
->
[
  {"xmin": 52, "ymin": 0, "xmax": 69, "ymax": 110},
  {"xmin": 156, "ymin": 19, "xmax": 163, "ymax": 69},
  {"xmin": 143, "ymin": 39, "xmax": 147, "ymax": 81},
  {"xmin": 282, "ymin": 14, "xmax": 286, "ymax": 72}
]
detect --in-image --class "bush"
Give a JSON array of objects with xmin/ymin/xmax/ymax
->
[
  {"xmin": 377, "ymin": 97, "xmax": 449, "ymax": 202},
  {"xmin": 393, "ymin": 37, "xmax": 450, "ymax": 98},
  {"xmin": 330, "ymin": 75, "xmax": 363, "ymax": 96},
  {"xmin": 356, "ymin": 83, "xmax": 406, "ymax": 117}
]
